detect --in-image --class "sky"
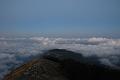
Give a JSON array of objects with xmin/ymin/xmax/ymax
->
[{"xmin": 0, "ymin": 0, "xmax": 120, "ymax": 37}]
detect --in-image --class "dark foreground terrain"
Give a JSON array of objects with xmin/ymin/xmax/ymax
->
[{"xmin": 4, "ymin": 49, "xmax": 120, "ymax": 80}]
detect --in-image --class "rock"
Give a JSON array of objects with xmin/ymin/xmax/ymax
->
[{"xmin": 4, "ymin": 59, "xmax": 68, "ymax": 80}]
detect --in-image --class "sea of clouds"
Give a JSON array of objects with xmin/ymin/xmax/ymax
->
[{"xmin": 0, "ymin": 36, "xmax": 120, "ymax": 79}]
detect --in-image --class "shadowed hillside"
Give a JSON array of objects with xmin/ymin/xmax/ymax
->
[{"xmin": 4, "ymin": 49, "xmax": 120, "ymax": 80}]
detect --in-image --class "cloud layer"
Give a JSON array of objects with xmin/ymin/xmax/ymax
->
[{"xmin": 0, "ymin": 37, "xmax": 120, "ymax": 79}]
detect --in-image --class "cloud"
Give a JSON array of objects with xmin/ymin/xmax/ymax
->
[
  {"xmin": 28, "ymin": 37, "xmax": 120, "ymax": 57},
  {"xmin": 99, "ymin": 57, "xmax": 120, "ymax": 69},
  {"xmin": 0, "ymin": 37, "xmax": 120, "ymax": 79}
]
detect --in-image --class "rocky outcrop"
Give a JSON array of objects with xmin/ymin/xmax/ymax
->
[
  {"xmin": 4, "ymin": 49, "xmax": 120, "ymax": 80},
  {"xmin": 4, "ymin": 59, "xmax": 68, "ymax": 80}
]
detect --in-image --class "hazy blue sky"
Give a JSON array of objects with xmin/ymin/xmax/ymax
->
[{"xmin": 0, "ymin": 0, "xmax": 120, "ymax": 37}]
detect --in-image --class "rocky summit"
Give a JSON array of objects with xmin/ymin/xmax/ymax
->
[{"xmin": 4, "ymin": 49, "xmax": 120, "ymax": 80}]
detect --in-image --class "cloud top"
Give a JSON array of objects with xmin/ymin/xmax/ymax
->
[{"xmin": 0, "ymin": 37, "xmax": 120, "ymax": 79}]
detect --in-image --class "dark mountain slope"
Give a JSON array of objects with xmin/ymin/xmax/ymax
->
[{"xmin": 4, "ymin": 49, "xmax": 120, "ymax": 80}]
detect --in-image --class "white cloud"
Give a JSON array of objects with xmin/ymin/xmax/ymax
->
[
  {"xmin": 100, "ymin": 58, "xmax": 117, "ymax": 67},
  {"xmin": 0, "ymin": 37, "xmax": 120, "ymax": 79},
  {"xmin": 0, "ymin": 53, "xmax": 14, "ymax": 59},
  {"xmin": 88, "ymin": 37, "xmax": 109, "ymax": 42}
]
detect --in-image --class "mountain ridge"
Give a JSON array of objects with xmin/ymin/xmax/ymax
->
[{"xmin": 4, "ymin": 49, "xmax": 120, "ymax": 80}]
